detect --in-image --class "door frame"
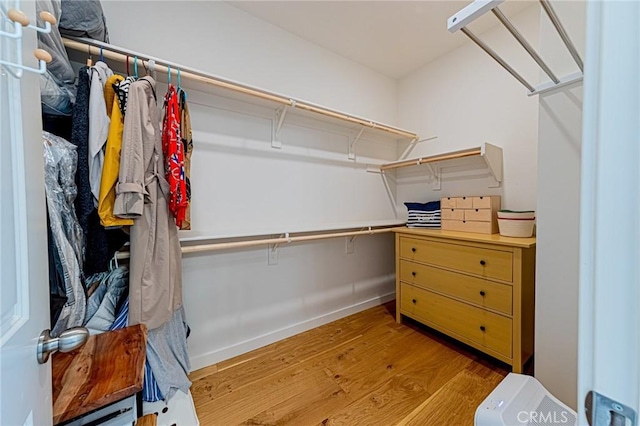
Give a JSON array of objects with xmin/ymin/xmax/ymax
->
[{"xmin": 578, "ymin": 0, "xmax": 640, "ymax": 422}]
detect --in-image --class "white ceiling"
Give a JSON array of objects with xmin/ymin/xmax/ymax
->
[{"xmin": 227, "ymin": 1, "xmax": 535, "ymax": 79}]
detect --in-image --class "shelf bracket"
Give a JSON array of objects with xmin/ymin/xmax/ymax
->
[
  {"xmin": 268, "ymin": 233, "xmax": 289, "ymax": 265},
  {"xmin": 345, "ymin": 226, "xmax": 372, "ymax": 254},
  {"xmin": 348, "ymin": 126, "xmax": 365, "ymax": 160},
  {"xmin": 381, "ymin": 172, "xmax": 398, "ymax": 216},
  {"xmin": 399, "ymin": 135, "xmax": 437, "ymax": 161},
  {"xmin": 482, "ymin": 143, "xmax": 503, "ymax": 188},
  {"xmin": 272, "ymin": 105, "xmax": 291, "ymax": 149},
  {"xmin": 425, "ymin": 163, "xmax": 442, "ymax": 191}
]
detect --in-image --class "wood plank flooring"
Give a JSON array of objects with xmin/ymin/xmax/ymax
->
[{"xmin": 190, "ymin": 302, "xmax": 508, "ymax": 426}]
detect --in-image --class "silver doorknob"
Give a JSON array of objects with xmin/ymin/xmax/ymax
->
[{"xmin": 37, "ymin": 327, "xmax": 89, "ymax": 364}]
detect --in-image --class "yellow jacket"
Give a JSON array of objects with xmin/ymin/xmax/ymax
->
[{"xmin": 98, "ymin": 75, "xmax": 134, "ymax": 227}]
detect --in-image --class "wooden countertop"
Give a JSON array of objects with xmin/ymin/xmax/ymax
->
[
  {"xmin": 52, "ymin": 324, "xmax": 147, "ymax": 425},
  {"xmin": 392, "ymin": 227, "xmax": 536, "ymax": 248}
]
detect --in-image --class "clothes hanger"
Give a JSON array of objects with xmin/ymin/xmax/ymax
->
[
  {"xmin": 177, "ymin": 68, "xmax": 187, "ymax": 103},
  {"xmin": 134, "ymin": 55, "xmax": 138, "ymax": 79},
  {"xmin": 99, "ymin": 47, "xmax": 104, "ymax": 63},
  {"xmin": 109, "ymin": 252, "xmax": 119, "ymax": 272},
  {"xmin": 147, "ymin": 59, "xmax": 157, "ymax": 80},
  {"xmin": 86, "ymin": 44, "xmax": 92, "ymax": 67},
  {"xmin": 126, "ymin": 54, "xmax": 130, "ymax": 76}
]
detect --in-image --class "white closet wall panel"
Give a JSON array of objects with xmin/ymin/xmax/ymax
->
[
  {"xmin": 396, "ymin": 5, "xmax": 540, "ymax": 212},
  {"xmin": 101, "ymin": 1, "xmax": 398, "ymax": 125},
  {"xmin": 184, "ymin": 234, "xmax": 395, "ymax": 370},
  {"xmin": 186, "ymin": 94, "xmax": 398, "ymax": 235},
  {"xmin": 101, "ymin": 1, "xmax": 401, "ymax": 368},
  {"xmin": 535, "ymin": 0, "xmax": 586, "ymax": 410}
]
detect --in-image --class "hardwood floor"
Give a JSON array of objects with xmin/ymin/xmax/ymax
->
[{"xmin": 190, "ymin": 302, "xmax": 509, "ymax": 426}]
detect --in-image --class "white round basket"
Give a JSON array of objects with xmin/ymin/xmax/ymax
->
[
  {"xmin": 497, "ymin": 210, "xmax": 535, "ymax": 220},
  {"xmin": 498, "ymin": 217, "xmax": 535, "ymax": 237}
]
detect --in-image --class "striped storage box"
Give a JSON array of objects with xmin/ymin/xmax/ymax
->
[{"xmin": 404, "ymin": 201, "xmax": 441, "ymax": 228}]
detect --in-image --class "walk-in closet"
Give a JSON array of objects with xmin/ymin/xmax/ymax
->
[{"xmin": 3, "ymin": 0, "xmax": 639, "ymax": 425}]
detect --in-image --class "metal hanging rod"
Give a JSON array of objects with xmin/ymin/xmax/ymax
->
[
  {"xmin": 380, "ymin": 146, "xmax": 482, "ymax": 171},
  {"xmin": 539, "ymin": 0, "xmax": 583, "ymax": 72},
  {"xmin": 491, "ymin": 7, "xmax": 559, "ymax": 84},
  {"xmin": 447, "ymin": 0, "xmax": 584, "ymax": 95},
  {"xmin": 62, "ymin": 37, "xmax": 418, "ymax": 140},
  {"xmin": 460, "ymin": 26, "xmax": 535, "ymax": 92},
  {"xmin": 114, "ymin": 225, "xmax": 399, "ymax": 259}
]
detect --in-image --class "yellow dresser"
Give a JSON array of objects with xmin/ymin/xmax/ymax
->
[{"xmin": 394, "ymin": 228, "xmax": 536, "ymax": 373}]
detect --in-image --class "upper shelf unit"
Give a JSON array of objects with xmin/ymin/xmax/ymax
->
[
  {"xmin": 380, "ymin": 142, "xmax": 503, "ymax": 189},
  {"xmin": 62, "ymin": 37, "xmax": 419, "ymax": 158}
]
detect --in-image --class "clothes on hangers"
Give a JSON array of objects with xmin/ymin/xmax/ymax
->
[
  {"xmin": 70, "ymin": 66, "xmax": 129, "ymax": 277},
  {"xmin": 70, "ymin": 66, "xmax": 92, "ymax": 239},
  {"xmin": 114, "ymin": 76, "xmax": 183, "ymax": 330},
  {"xmin": 98, "ymin": 74, "xmax": 134, "ymax": 228},
  {"xmin": 162, "ymin": 84, "xmax": 188, "ymax": 228},
  {"xmin": 115, "ymin": 76, "xmax": 136, "ymax": 117},
  {"xmin": 43, "ymin": 131, "xmax": 86, "ymax": 337},
  {"xmin": 178, "ymin": 89, "xmax": 193, "ymax": 230},
  {"xmin": 83, "ymin": 265, "xmax": 128, "ymax": 334},
  {"xmin": 109, "ymin": 298, "xmax": 191, "ymax": 403},
  {"xmin": 145, "ymin": 307, "xmax": 191, "ymax": 401},
  {"xmin": 88, "ymin": 61, "xmax": 113, "ymax": 207}
]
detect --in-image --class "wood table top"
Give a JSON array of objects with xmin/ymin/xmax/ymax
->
[
  {"xmin": 392, "ymin": 227, "xmax": 537, "ymax": 248},
  {"xmin": 52, "ymin": 324, "xmax": 147, "ymax": 425}
]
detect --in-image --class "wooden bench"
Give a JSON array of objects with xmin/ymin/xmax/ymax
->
[{"xmin": 52, "ymin": 324, "xmax": 147, "ymax": 425}]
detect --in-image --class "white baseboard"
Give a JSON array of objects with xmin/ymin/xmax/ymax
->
[{"xmin": 189, "ymin": 292, "xmax": 395, "ymax": 371}]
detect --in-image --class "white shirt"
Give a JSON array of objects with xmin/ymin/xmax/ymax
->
[{"xmin": 88, "ymin": 61, "xmax": 113, "ymax": 207}]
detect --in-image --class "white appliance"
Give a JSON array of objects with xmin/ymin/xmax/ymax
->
[{"xmin": 475, "ymin": 373, "xmax": 577, "ymax": 426}]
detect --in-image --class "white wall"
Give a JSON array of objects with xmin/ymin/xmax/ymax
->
[
  {"xmin": 102, "ymin": 1, "xmax": 398, "ymax": 126},
  {"xmin": 396, "ymin": 5, "xmax": 540, "ymax": 213},
  {"xmin": 101, "ymin": 1, "xmax": 401, "ymax": 369},
  {"xmin": 535, "ymin": 1, "xmax": 586, "ymax": 410}
]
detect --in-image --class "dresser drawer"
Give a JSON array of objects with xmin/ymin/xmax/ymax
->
[
  {"xmin": 441, "ymin": 197, "xmax": 473, "ymax": 209},
  {"xmin": 441, "ymin": 197, "xmax": 457, "ymax": 209},
  {"xmin": 400, "ymin": 283, "xmax": 512, "ymax": 358},
  {"xmin": 472, "ymin": 196, "xmax": 493, "ymax": 209},
  {"xmin": 399, "ymin": 260, "xmax": 513, "ymax": 315},
  {"xmin": 455, "ymin": 196, "xmax": 473, "ymax": 209},
  {"xmin": 441, "ymin": 219, "xmax": 494, "ymax": 234},
  {"xmin": 441, "ymin": 208, "xmax": 464, "ymax": 220},
  {"xmin": 399, "ymin": 237, "xmax": 513, "ymax": 282},
  {"xmin": 464, "ymin": 209, "xmax": 492, "ymax": 222}
]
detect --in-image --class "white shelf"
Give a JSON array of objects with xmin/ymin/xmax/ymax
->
[
  {"xmin": 62, "ymin": 37, "xmax": 418, "ymax": 155},
  {"xmin": 178, "ymin": 219, "xmax": 405, "ymax": 243},
  {"xmin": 380, "ymin": 142, "xmax": 503, "ymax": 189}
]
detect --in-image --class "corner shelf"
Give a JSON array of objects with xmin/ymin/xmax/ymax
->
[{"xmin": 380, "ymin": 142, "xmax": 503, "ymax": 189}]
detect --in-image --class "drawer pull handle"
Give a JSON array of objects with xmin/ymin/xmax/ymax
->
[
  {"xmin": 412, "ymin": 271, "xmax": 416, "ymax": 277},
  {"xmin": 412, "ymin": 299, "xmax": 417, "ymax": 304},
  {"xmin": 480, "ymin": 260, "xmax": 486, "ymax": 266},
  {"xmin": 411, "ymin": 247, "xmax": 416, "ymax": 253},
  {"xmin": 479, "ymin": 290, "xmax": 486, "ymax": 297},
  {"xmin": 475, "ymin": 209, "xmax": 479, "ymax": 212},
  {"xmin": 480, "ymin": 326, "xmax": 486, "ymax": 332}
]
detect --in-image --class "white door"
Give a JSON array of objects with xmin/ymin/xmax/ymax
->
[
  {"xmin": 578, "ymin": 0, "xmax": 640, "ymax": 424},
  {"xmin": 0, "ymin": 0, "xmax": 53, "ymax": 425}
]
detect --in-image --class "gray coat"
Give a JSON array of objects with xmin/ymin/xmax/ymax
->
[{"xmin": 114, "ymin": 77, "xmax": 183, "ymax": 330}]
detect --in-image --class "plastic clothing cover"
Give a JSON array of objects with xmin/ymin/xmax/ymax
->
[
  {"xmin": 36, "ymin": 0, "xmax": 76, "ymax": 115},
  {"xmin": 59, "ymin": 0, "xmax": 109, "ymax": 42},
  {"xmin": 43, "ymin": 131, "xmax": 86, "ymax": 336}
]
